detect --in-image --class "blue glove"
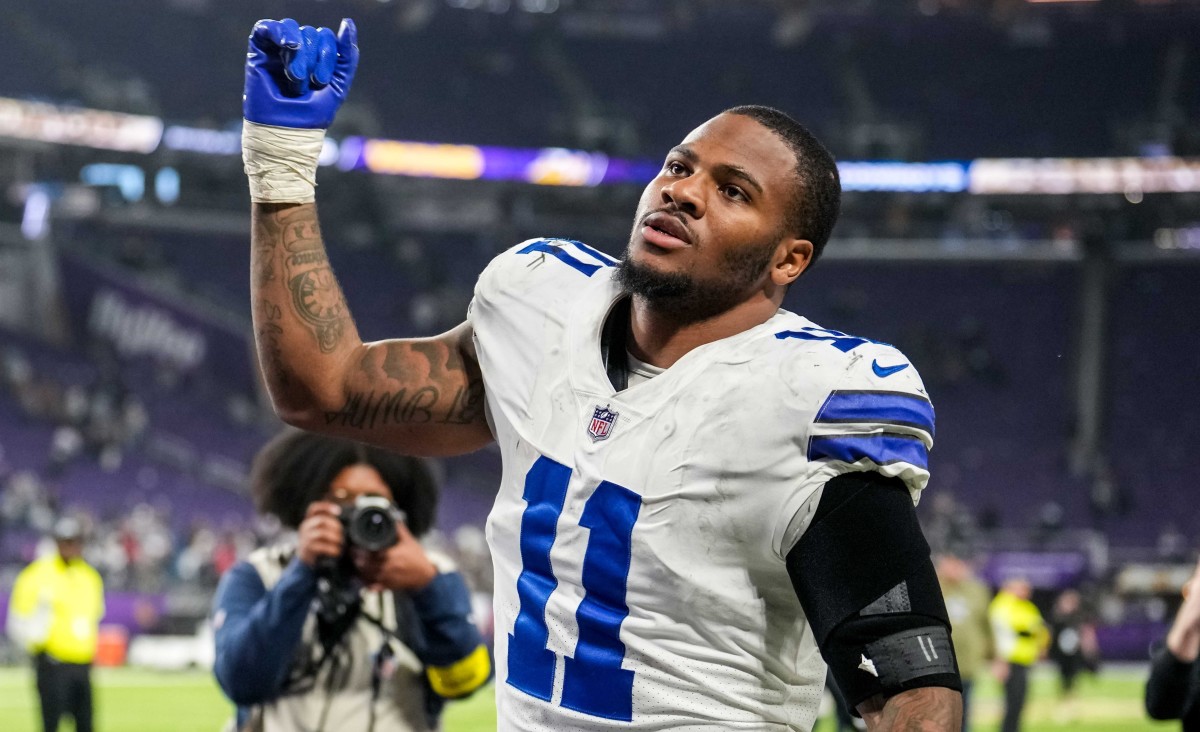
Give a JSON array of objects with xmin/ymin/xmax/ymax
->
[{"xmin": 243, "ymin": 18, "xmax": 358, "ymax": 129}]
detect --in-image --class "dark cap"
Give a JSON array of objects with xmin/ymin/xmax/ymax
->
[{"xmin": 52, "ymin": 517, "xmax": 84, "ymax": 541}]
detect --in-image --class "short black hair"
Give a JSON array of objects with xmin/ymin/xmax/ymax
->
[
  {"xmin": 250, "ymin": 429, "xmax": 439, "ymax": 537},
  {"xmin": 724, "ymin": 105, "xmax": 841, "ymax": 266}
]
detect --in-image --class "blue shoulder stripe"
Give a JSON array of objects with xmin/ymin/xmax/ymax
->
[
  {"xmin": 808, "ymin": 433, "xmax": 929, "ymax": 470},
  {"xmin": 775, "ymin": 327, "xmax": 890, "ymax": 353},
  {"xmin": 569, "ymin": 240, "xmax": 619, "ymax": 267},
  {"xmin": 517, "ymin": 239, "xmax": 615, "ymax": 277},
  {"xmin": 518, "ymin": 240, "xmax": 601, "ymax": 276},
  {"xmin": 815, "ymin": 390, "xmax": 935, "ymax": 436}
]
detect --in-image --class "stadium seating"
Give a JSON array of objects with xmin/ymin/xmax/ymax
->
[
  {"xmin": 2, "ymin": 0, "xmax": 1196, "ymax": 158},
  {"xmin": 1106, "ymin": 262, "xmax": 1200, "ymax": 543},
  {"xmin": 793, "ymin": 260, "xmax": 1089, "ymax": 530}
]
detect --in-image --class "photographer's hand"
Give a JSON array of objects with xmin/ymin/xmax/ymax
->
[
  {"xmin": 355, "ymin": 522, "xmax": 438, "ymax": 592},
  {"xmin": 297, "ymin": 501, "xmax": 344, "ymax": 567}
]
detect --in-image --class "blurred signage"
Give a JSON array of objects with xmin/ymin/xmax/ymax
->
[
  {"xmin": 1115, "ymin": 563, "xmax": 1195, "ymax": 595},
  {"xmin": 480, "ymin": 145, "xmax": 612, "ymax": 186},
  {"xmin": 0, "ymin": 96, "xmax": 163, "ymax": 153},
  {"xmin": 10, "ymin": 95, "xmax": 1200, "ymax": 194},
  {"xmin": 80, "ymin": 164, "xmax": 145, "ymax": 202},
  {"xmin": 980, "ymin": 551, "xmax": 1088, "ymax": 589},
  {"xmin": 969, "ymin": 157, "xmax": 1200, "ymax": 194},
  {"xmin": 58, "ymin": 255, "xmax": 256, "ymax": 392},
  {"xmin": 1155, "ymin": 227, "xmax": 1200, "ymax": 251},
  {"xmin": 165, "ymin": 124, "xmax": 339, "ymax": 166},
  {"xmin": 839, "ymin": 162, "xmax": 967, "ymax": 193},
  {"xmin": 345, "ymin": 135, "xmax": 648, "ymax": 186},
  {"xmin": 346, "ymin": 137, "xmax": 487, "ymax": 179},
  {"xmin": 267, "ymin": 133, "xmax": 1200, "ymax": 194},
  {"xmin": 519, "ymin": 148, "xmax": 609, "ymax": 186},
  {"xmin": 89, "ymin": 289, "xmax": 207, "ymax": 370},
  {"xmin": 162, "ymin": 125, "xmax": 241, "ymax": 155}
]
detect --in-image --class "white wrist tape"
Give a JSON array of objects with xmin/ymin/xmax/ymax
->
[{"xmin": 242, "ymin": 121, "xmax": 326, "ymax": 203}]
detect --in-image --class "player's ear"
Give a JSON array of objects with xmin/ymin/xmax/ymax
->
[{"xmin": 771, "ymin": 237, "xmax": 813, "ymax": 286}]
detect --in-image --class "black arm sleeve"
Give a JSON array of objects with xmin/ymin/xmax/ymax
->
[
  {"xmin": 1145, "ymin": 641, "xmax": 1200, "ymax": 721},
  {"xmin": 786, "ymin": 471, "xmax": 961, "ymax": 712}
]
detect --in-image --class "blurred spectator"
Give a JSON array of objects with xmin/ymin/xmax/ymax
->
[
  {"xmin": 1, "ymin": 342, "xmax": 152, "ymax": 476},
  {"xmin": 1048, "ymin": 589, "xmax": 1099, "ymax": 724},
  {"xmin": 989, "ymin": 577, "xmax": 1049, "ymax": 732},
  {"xmin": 125, "ymin": 503, "xmax": 173, "ymax": 591},
  {"xmin": 175, "ymin": 524, "xmax": 218, "ymax": 585},
  {"xmin": 211, "ymin": 530, "xmax": 240, "ymax": 577},
  {"xmin": 1032, "ymin": 501, "xmax": 1065, "ymax": 546},
  {"xmin": 1, "ymin": 471, "xmax": 56, "ymax": 532},
  {"xmin": 936, "ymin": 551, "xmax": 993, "ymax": 732},
  {"xmin": 5, "ymin": 518, "xmax": 105, "ymax": 732},
  {"xmin": 1159, "ymin": 524, "xmax": 1191, "ymax": 562},
  {"xmin": 1146, "ymin": 555, "xmax": 1200, "ymax": 728}
]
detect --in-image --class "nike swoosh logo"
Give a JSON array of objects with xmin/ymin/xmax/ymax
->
[{"xmin": 872, "ymin": 359, "xmax": 910, "ymax": 378}]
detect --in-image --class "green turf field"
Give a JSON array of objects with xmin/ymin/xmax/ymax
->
[
  {"xmin": 0, "ymin": 667, "xmax": 495, "ymax": 732},
  {"xmin": 0, "ymin": 664, "xmax": 1180, "ymax": 731}
]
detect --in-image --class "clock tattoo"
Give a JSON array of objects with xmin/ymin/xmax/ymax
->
[{"xmin": 290, "ymin": 268, "xmax": 345, "ymax": 352}]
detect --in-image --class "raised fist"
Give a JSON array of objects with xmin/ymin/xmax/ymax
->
[{"xmin": 243, "ymin": 17, "xmax": 358, "ymax": 129}]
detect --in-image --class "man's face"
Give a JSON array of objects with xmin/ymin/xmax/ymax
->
[
  {"xmin": 1008, "ymin": 579, "xmax": 1033, "ymax": 600},
  {"xmin": 618, "ymin": 113, "xmax": 808, "ymax": 321},
  {"xmin": 57, "ymin": 538, "xmax": 82, "ymax": 561}
]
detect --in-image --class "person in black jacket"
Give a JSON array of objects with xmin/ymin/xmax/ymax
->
[
  {"xmin": 211, "ymin": 429, "xmax": 490, "ymax": 732},
  {"xmin": 1146, "ymin": 556, "xmax": 1200, "ymax": 730},
  {"xmin": 1049, "ymin": 589, "xmax": 1099, "ymax": 724}
]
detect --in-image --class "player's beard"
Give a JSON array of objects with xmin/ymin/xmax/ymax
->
[{"xmin": 614, "ymin": 235, "xmax": 779, "ymax": 325}]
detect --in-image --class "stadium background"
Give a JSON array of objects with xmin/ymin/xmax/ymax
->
[{"xmin": 0, "ymin": 0, "xmax": 1198, "ymax": 729}]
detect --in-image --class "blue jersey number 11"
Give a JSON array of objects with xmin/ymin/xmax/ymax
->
[{"xmin": 507, "ymin": 455, "xmax": 641, "ymax": 721}]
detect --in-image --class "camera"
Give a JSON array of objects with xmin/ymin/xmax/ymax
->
[
  {"xmin": 314, "ymin": 496, "xmax": 405, "ymax": 648},
  {"xmin": 339, "ymin": 495, "xmax": 402, "ymax": 552},
  {"xmin": 313, "ymin": 495, "xmax": 404, "ymax": 587}
]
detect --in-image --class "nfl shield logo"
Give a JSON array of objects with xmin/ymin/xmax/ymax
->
[{"xmin": 588, "ymin": 405, "xmax": 619, "ymax": 442}]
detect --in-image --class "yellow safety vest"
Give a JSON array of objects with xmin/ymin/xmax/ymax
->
[
  {"xmin": 988, "ymin": 590, "xmax": 1048, "ymax": 667},
  {"xmin": 7, "ymin": 554, "xmax": 105, "ymax": 664}
]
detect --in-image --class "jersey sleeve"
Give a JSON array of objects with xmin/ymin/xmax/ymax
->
[
  {"xmin": 806, "ymin": 343, "xmax": 934, "ymax": 494},
  {"xmin": 774, "ymin": 342, "xmax": 935, "ymax": 556}
]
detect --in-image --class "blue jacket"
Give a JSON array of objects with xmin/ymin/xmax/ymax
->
[{"xmin": 212, "ymin": 555, "xmax": 489, "ymax": 729}]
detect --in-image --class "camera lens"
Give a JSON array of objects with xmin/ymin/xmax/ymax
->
[
  {"xmin": 361, "ymin": 511, "xmax": 387, "ymax": 538},
  {"xmin": 347, "ymin": 501, "xmax": 399, "ymax": 552}
]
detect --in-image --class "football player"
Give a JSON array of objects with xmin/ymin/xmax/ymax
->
[{"xmin": 241, "ymin": 18, "xmax": 962, "ymax": 731}]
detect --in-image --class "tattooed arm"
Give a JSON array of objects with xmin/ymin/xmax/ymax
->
[
  {"xmin": 858, "ymin": 687, "xmax": 962, "ymax": 732},
  {"xmin": 252, "ymin": 202, "xmax": 493, "ymax": 456}
]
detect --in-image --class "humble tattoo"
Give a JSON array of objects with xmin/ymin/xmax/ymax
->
[{"xmin": 324, "ymin": 381, "xmax": 485, "ymax": 429}]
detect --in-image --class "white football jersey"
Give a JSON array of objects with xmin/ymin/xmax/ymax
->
[{"xmin": 469, "ymin": 239, "xmax": 935, "ymax": 732}]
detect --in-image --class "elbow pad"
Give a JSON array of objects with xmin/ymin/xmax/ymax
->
[{"xmin": 786, "ymin": 472, "xmax": 961, "ymax": 712}]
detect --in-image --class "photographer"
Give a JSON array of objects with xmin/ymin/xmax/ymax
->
[{"xmin": 211, "ymin": 430, "xmax": 490, "ymax": 732}]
